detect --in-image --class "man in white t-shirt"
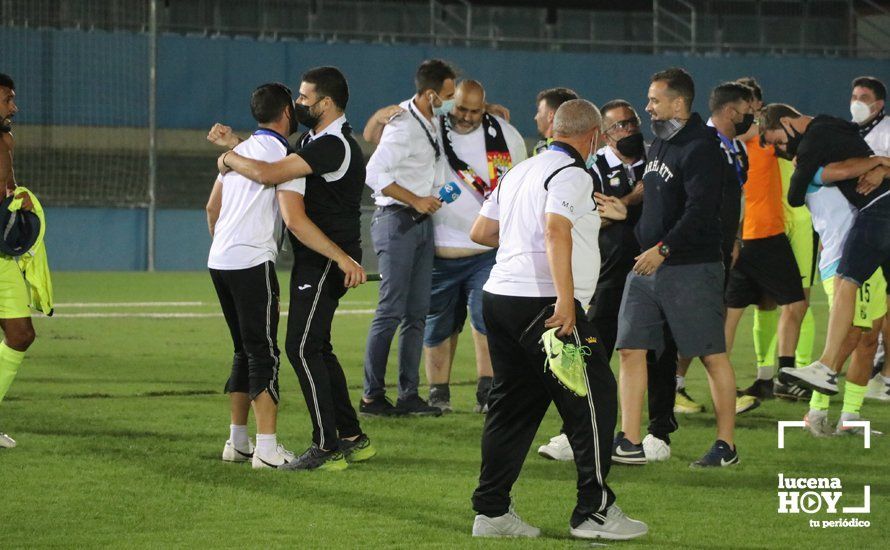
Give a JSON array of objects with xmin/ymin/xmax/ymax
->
[
  {"xmin": 467, "ymin": 99, "xmax": 646, "ymax": 541},
  {"xmin": 206, "ymin": 83, "xmax": 303, "ymax": 469},
  {"xmin": 424, "ymin": 80, "xmax": 527, "ymax": 413}
]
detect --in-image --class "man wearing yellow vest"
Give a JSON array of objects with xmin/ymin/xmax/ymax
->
[{"xmin": 0, "ymin": 73, "xmax": 49, "ymax": 449}]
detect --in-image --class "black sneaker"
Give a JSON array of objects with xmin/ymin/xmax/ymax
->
[
  {"xmin": 339, "ymin": 434, "xmax": 377, "ymax": 463},
  {"xmin": 740, "ymin": 378, "xmax": 774, "ymax": 400},
  {"xmin": 773, "ymin": 373, "xmax": 812, "ymax": 401},
  {"xmin": 690, "ymin": 440, "xmax": 739, "ymax": 468},
  {"xmin": 395, "ymin": 394, "xmax": 443, "ymax": 416},
  {"xmin": 475, "ymin": 378, "xmax": 492, "ymax": 414},
  {"xmin": 280, "ymin": 444, "xmax": 348, "ymax": 471},
  {"xmin": 359, "ymin": 396, "xmax": 404, "ymax": 417},
  {"xmin": 428, "ymin": 386, "xmax": 452, "ymax": 413},
  {"xmin": 611, "ymin": 432, "xmax": 646, "ymax": 465}
]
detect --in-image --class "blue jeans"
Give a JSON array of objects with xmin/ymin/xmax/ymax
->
[
  {"xmin": 362, "ymin": 206, "xmax": 435, "ymax": 400},
  {"xmin": 423, "ymin": 249, "xmax": 496, "ymax": 347}
]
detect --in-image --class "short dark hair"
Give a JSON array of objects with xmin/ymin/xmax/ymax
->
[
  {"xmin": 250, "ymin": 82, "xmax": 293, "ymax": 124},
  {"xmin": 852, "ymin": 76, "xmax": 886, "ymax": 101},
  {"xmin": 651, "ymin": 67, "xmax": 695, "ymax": 109},
  {"xmin": 600, "ymin": 99, "xmax": 635, "ymax": 117},
  {"xmin": 415, "ymin": 59, "xmax": 457, "ymax": 94},
  {"xmin": 709, "ymin": 82, "xmax": 754, "ymax": 113},
  {"xmin": 759, "ymin": 103, "xmax": 802, "ymax": 132},
  {"xmin": 735, "ymin": 77, "xmax": 762, "ymax": 102},
  {"xmin": 536, "ymin": 87, "xmax": 579, "ymax": 111},
  {"xmin": 0, "ymin": 73, "xmax": 14, "ymax": 90},
  {"xmin": 302, "ymin": 66, "xmax": 349, "ymax": 110}
]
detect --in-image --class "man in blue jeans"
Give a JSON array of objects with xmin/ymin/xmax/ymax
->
[
  {"xmin": 423, "ymin": 80, "xmax": 527, "ymax": 413},
  {"xmin": 361, "ymin": 59, "xmax": 457, "ymax": 416}
]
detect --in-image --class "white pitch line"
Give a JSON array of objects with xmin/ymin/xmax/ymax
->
[
  {"xmin": 45, "ymin": 309, "xmax": 376, "ymax": 319},
  {"xmin": 55, "ymin": 301, "xmax": 206, "ymax": 308}
]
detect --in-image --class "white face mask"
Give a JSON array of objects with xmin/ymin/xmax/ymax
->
[{"xmin": 850, "ymin": 100, "xmax": 874, "ymax": 124}]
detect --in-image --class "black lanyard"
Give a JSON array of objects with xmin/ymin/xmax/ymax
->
[
  {"xmin": 408, "ymin": 103, "xmax": 441, "ymax": 161},
  {"xmin": 716, "ymin": 131, "xmax": 744, "ymax": 187}
]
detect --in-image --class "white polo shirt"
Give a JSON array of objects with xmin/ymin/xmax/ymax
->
[
  {"xmin": 481, "ymin": 145, "xmax": 601, "ymax": 305},
  {"xmin": 863, "ymin": 115, "xmax": 890, "ymax": 156},
  {"xmin": 207, "ymin": 131, "xmax": 305, "ymax": 270},
  {"xmin": 433, "ymin": 116, "xmax": 527, "ymax": 249},
  {"xmin": 365, "ymin": 98, "xmax": 443, "ymax": 207}
]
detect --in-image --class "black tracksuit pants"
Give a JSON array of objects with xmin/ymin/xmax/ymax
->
[
  {"xmin": 472, "ymin": 292, "xmax": 617, "ymax": 522},
  {"xmin": 588, "ymin": 284, "xmax": 679, "ymax": 444},
  {"xmin": 210, "ymin": 261, "xmax": 281, "ymax": 403},
  {"xmin": 285, "ymin": 246, "xmax": 362, "ymax": 451}
]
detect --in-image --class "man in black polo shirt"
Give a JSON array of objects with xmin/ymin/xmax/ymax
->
[{"xmin": 216, "ymin": 66, "xmax": 376, "ymax": 470}]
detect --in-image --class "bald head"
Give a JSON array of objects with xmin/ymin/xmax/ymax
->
[
  {"xmin": 451, "ymin": 79, "xmax": 487, "ymax": 134},
  {"xmin": 553, "ymin": 99, "xmax": 601, "ymax": 138}
]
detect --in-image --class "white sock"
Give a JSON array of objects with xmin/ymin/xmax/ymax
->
[
  {"xmin": 839, "ymin": 411, "xmax": 859, "ymax": 423},
  {"xmin": 757, "ymin": 366, "xmax": 775, "ymax": 381},
  {"xmin": 675, "ymin": 375, "xmax": 686, "ymax": 391},
  {"xmin": 230, "ymin": 424, "xmax": 249, "ymax": 449},
  {"xmin": 255, "ymin": 433, "xmax": 277, "ymax": 458},
  {"xmin": 808, "ymin": 408, "xmax": 827, "ymax": 418},
  {"xmin": 881, "ymin": 375, "xmax": 890, "ymax": 385}
]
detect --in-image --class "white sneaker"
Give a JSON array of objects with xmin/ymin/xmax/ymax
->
[
  {"xmin": 834, "ymin": 416, "xmax": 884, "ymax": 437},
  {"xmin": 472, "ymin": 505, "xmax": 541, "ymax": 538},
  {"xmin": 642, "ymin": 434, "xmax": 670, "ymax": 462},
  {"xmin": 0, "ymin": 432, "xmax": 16, "ymax": 448},
  {"xmin": 537, "ymin": 433, "xmax": 574, "ymax": 461},
  {"xmin": 570, "ymin": 505, "xmax": 648, "ymax": 541},
  {"xmin": 252, "ymin": 443, "xmax": 295, "ymax": 469},
  {"xmin": 780, "ymin": 363, "xmax": 839, "ymax": 395},
  {"xmin": 803, "ymin": 411, "xmax": 832, "ymax": 438},
  {"xmin": 222, "ymin": 439, "xmax": 254, "ymax": 462},
  {"xmin": 865, "ymin": 374, "xmax": 890, "ymax": 402}
]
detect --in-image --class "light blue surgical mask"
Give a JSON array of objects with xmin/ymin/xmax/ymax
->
[
  {"xmin": 431, "ymin": 93, "xmax": 455, "ymax": 117},
  {"xmin": 585, "ymin": 132, "xmax": 600, "ymax": 169}
]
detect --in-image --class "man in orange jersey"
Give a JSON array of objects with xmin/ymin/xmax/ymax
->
[
  {"xmin": 735, "ymin": 78, "xmax": 816, "ymax": 402},
  {"xmin": 722, "ymin": 80, "xmax": 809, "ymax": 403}
]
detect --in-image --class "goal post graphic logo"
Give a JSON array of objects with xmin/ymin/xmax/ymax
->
[{"xmin": 776, "ymin": 421, "xmax": 872, "ymax": 522}]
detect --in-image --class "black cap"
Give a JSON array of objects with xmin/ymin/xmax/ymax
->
[{"xmin": 0, "ymin": 195, "xmax": 40, "ymax": 257}]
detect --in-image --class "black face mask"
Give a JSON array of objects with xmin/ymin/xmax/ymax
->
[
  {"xmin": 294, "ymin": 100, "xmax": 321, "ymax": 130},
  {"xmin": 734, "ymin": 113, "xmax": 755, "ymax": 136},
  {"xmin": 774, "ymin": 145, "xmax": 794, "ymax": 161},
  {"xmin": 615, "ymin": 132, "xmax": 645, "ymax": 159},
  {"xmin": 782, "ymin": 125, "xmax": 804, "ymax": 159}
]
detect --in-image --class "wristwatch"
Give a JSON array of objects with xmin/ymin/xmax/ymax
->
[{"xmin": 657, "ymin": 241, "xmax": 670, "ymax": 258}]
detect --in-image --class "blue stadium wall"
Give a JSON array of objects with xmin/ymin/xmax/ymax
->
[{"xmin": 4, "ymin": 28, "xmax": 887, "ymax": 270}]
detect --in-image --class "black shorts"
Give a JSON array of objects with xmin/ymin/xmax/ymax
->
[{"xmin": 725, "ymin": 234, "xmax": 805, "ymax": 308}]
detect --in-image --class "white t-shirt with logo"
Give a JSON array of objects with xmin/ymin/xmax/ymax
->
[
  {"xmin": 208, "ymin": 133, "xmax": 305, "ymax": 270},
  {"xmin": 481, "ymin": 148, "xmax": 601, "ymax": 305},
  {"xmin": 433, "ymin": 116, "xmax": 527, "ymax": 249}
]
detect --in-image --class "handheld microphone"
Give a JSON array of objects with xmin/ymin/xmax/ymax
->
[{"xmin": 412, "ymin": 182, "xmax": 461, "ymax": 223}]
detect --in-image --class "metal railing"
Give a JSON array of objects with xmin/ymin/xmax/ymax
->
[{"xmin": 2, "ymin": 0, "xmax": 887, "ymax": 58}]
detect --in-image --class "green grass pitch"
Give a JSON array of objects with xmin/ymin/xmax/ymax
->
[{"xmin": 1, "ymin": 272, "xmax": 887, "ymax": 548}]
